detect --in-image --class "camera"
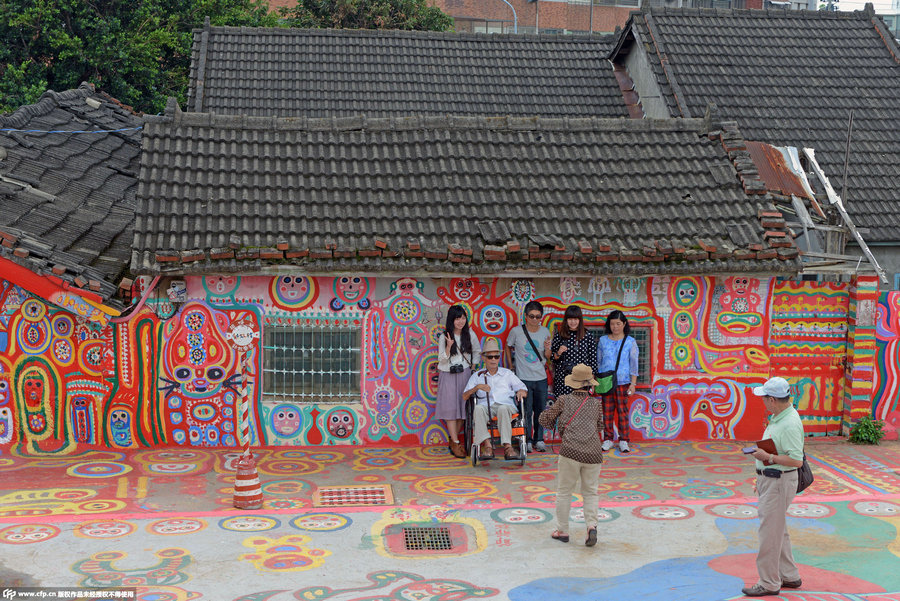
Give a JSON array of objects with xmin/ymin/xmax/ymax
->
[{"xmin": 449, "ymin": 364, "xmax": 464, "ymax": 373}]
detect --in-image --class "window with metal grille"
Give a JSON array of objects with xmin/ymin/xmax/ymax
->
[
  {"xmin": 263, "ymin": 324, "xmax": 361, "ymax": 403},
  {"xmin": 587, "ymin": 325, "xmax": 653, "ymax": 387}
]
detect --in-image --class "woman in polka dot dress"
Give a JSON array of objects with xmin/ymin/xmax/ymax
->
[{"xmin": 550, "ymin": 305, "xmax": 598, "ymax": 398}]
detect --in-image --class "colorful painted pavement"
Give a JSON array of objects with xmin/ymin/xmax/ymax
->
[{"xmin": 1, "ymin": 439, "xmax": 899, "ymax": 600}]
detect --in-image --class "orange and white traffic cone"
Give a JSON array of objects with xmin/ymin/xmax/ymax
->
[{"xmin": 233, "ymin": 453, "xmax": 263, "ymax": 510}]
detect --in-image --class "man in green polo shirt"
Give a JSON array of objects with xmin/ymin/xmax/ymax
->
[{"xmin": 742, "ymin": 376, "xmax": 805, "ymax": 597}]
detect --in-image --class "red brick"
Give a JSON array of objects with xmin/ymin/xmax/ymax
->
[
  {"xmin": 697, "ymin": 239, "xmax": 718, "ymax": 253},
  {"xmin": 276, "ymin": 241, "xmax": 289, "ymax": 251},
  {"xmin": 358, "ymin": 249, "xmax": 381, "ymax": 257},
  {"xmin": 757, "ymin": 249, "xmax": 778, "ymax": 259},
  {"xmin": 12, "ymin": 248, "xmax": 28, "ymax": 259},
  {"xmin": 88, "ymin": 279, "xmax": 102, "ymax": 292},
  {"xmin": 210, "ymin": 249, "xmax": 235, "ymax": 260},
  {"xmin": 259, "ymin": 249, "xmax": 284, "ymax": 260},
  {"xmin": 310, "ymin": 250, "xmax": 332, "ymax": 259},
  {"xmin": 156, "ymin": 252, "xmax": 179, "ymax": 263},
  {"xmin": 285, "ymin": 249, "xmax": 309, "ymax": 259},
  {"xmin": 578, "ymin": 241, "xmax": 592, "ymax": 254},
  {"xmin": 404, "ymin": 249, "xmax": 425, "ymax": 258},
  {"xmin": 507, "ymin": 240, "xmax": 521, "ymax": 253},
  {"xmin": 374, "ymin": 236, "xmax": 388, "ymax": 249}
]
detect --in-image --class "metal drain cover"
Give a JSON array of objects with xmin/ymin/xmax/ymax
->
[{"xmin": 403, "ymin": 526, "xmax": 453, "ymax": 551}]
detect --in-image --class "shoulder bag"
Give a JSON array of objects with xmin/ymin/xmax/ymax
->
[
  {"xmin": 595, "ymin": 337, "xmax": 626, "ymax": 395},
  {"xmin": 796, "ymin": 452, "xmax": 814, "ymax": 493}
]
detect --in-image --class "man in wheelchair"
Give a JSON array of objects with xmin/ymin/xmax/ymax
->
[{"xmin": 463, "ymin": 339, "xmax": 527, "ymax": 460}]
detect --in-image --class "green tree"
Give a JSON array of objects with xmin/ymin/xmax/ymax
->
[
  {"xmin": 0, "ymin": 0, "xmax": 279, "ymax": 115},
  {"xmin": 280, "ymin": 0, "xmax": 453, "ymax": 31}
]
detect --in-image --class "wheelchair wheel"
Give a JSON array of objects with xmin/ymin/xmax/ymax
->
[
  {"xmin": 518, "ymin": 434, "xmax": 527, "ymax": 466},
  {"xmin": 470, "ymin": 440, "xmax": 478, "ymax": 467}
]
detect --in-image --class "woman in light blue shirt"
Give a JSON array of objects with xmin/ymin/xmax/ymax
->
[{"xmin": 596, "ymin": 310, "xmax": 639, "ymax": 453}]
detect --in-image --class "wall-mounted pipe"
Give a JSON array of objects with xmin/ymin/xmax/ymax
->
[{"xmin": 110, "ymin": 275, "xmax": 161, "ymax": 323}]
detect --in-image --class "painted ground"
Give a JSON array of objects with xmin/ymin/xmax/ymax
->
[{"xmin": 1, "ymin": 439, "xmax": 898, "ymax": 600}]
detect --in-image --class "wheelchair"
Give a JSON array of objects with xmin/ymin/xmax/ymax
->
[{"xmin": 464, "ymin": 393, "xmax": 527, "ymax": 467}]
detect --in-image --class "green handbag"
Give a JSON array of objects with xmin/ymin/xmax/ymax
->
[{"xmin": 594, "ymin": 338, "xmax": 625, "ymax": 395}]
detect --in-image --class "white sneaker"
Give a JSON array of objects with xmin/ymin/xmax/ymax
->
[
  {"xmin": 618, "ymin": 441, "xmax": 630, "ymax": 453},
  {"xmin": 602, "ymin": 440, "xmax": 614, "ymax": 452},
  {"xmin": 526, "ymin": 442, "xmax": 534, "ymax": 453},
  {"xmin": 534, "ymin": 441, "xmax": 547, "ymax": 452}
]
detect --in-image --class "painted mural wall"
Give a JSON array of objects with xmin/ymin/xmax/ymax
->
[
  {"xmin": 0, "ymin": 273, "xmax": 861, "ymax": 455},
  {"xmin": 875, "ymin": 290, "xmax": 900, "ymax": 433}
]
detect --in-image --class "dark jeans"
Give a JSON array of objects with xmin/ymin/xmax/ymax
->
[{"xmin": 522, "ymin": 379, "xmax": 548, "ymax": 444}]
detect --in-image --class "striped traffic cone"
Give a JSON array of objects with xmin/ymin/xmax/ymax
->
[{"xmin": 233, "ymin": 453, "xmax": 263, "ymax": 510}]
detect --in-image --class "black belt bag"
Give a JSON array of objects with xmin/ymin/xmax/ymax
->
[{"xmin": 756, "ymin": 468, "xmax": 796, "ymax": 478}]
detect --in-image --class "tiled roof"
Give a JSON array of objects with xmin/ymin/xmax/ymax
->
[
  {"xmin": 132, "ymin": 102, "xmax": 801, "ymax": 277},
  {"xmin": 611, "ymin": 6, "xmax": 900, "ymax": 243},
  {"xmin": 0, "ymin": 83, "xmax": 142, "ymax": 307},
  {"xmin": 187, "ymin": 25, "xmax": 629, "ymax": 119}
]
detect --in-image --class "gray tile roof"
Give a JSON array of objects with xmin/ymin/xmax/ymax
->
[
  {"xmin": 0, "ymin": 83, "xmax": 142, "ymax": 307},
  {"xmin": 188, "ymin": 25, "xmax": 629, "ymax": 119},
  {"xmin": 611, "ymin": 6, "xmax": 900, "ymax": 243},
  {"xmin": 132, "ymin": 102, "xmax": 801, "ymax": 277}
]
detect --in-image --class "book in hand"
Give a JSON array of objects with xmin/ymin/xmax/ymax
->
[{"xmin": 742, "ymin": 439, "xmax": 776, "ymax": 455}]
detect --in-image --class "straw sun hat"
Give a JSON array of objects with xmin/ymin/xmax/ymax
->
[{"xmin": 564, "ymin": 363, "xmax": 598, "ymax": 389}]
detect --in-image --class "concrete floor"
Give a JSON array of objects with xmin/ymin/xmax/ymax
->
[{"xmin": 1, "ymin": 438, "xmax": 899, "ymax": 600}]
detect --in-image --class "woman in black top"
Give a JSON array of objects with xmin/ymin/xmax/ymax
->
[{"xmin": 550, "ymin": 305, "xmax": 598, "ymax": 398}]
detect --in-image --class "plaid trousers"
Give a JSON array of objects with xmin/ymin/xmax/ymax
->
[{"xmin": 602, "ymin": 384, "xmax": 630, "ymax": 441}]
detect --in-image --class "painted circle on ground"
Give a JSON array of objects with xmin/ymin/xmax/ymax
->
[
  {"xmin": 219, "ymin": 516, "xmax": 281, "ymax": 532},
  {"xmin": 849, "ymin": 500, "xmax": 900, "ymax": 516},
  {"xmin": 146, "ymin": 518, "xmax": 207, "ymax": 535},
  {"xmin": 606, "ymin": 489, "xmax": 651, "ymax": 502},
  {"xmin": 0, "ymin": 524, "xmax": 60, "ymax": 544},
  {"xmin": 290, "ymin": 513, "xmax": 352, "ymax": 532},
  {"xmin": 260, "ymin": 479, "xmax": 312, "ymax": 496},
  {"xmin": 74, "ymin": 520, "xmax": 135, "ymax": 539},
  {"xmin": 651, "ymin": 468, "xmax": 686, "ymax": 477},
  {"xmin": 678, "ymin": 484, "xmax": 733, "ymax": 499},
  {"xmin": 653, "ymin": 456, "xmax": 678, "ymax": 464},
  {"xmin": 704, "ymin": 503, "xmax": 758, "ymax": 519},
  {"xmin": 66, "ymin": 461, "xmax": 132, "ymax": 478},
  {"xmin": 491, "ymin": 507, "xmax": 553, "ymax": 524},
  {"xmin": 569, "ymin": 507, "xmax": 620, "ymax": 523},
  {"xmin": 145, "ymin": 462, "xmax": 198, "ymax": 474},
  {"xmin": 413, "ymin": 475, "xmax": 498, "ymax": 498},
  {"xmin": 521, "ymin": 472, "xmax": 556, "ymax": 482},
  {"xmin": 685, "ymin": 455, "xmax": 711, "ymax": 463},
  {"xmin": 692, "ymin": 442, "xmax": 737, "ymax": 454},
  {"xmin": 705, "ymin": 465, "xmax": 743, "ymax": 475},
  {"xmin": 599, "ymin": 471, "xmax": 626, "ymax": 479},
  {"xmin": 633, "ymin": 505, "xmax": 694, "ymax": 520},
  {"xmin": 787, "ymin": 503, "xmax": 834, "ymax": 518}
]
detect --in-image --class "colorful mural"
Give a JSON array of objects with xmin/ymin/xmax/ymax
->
[{"xmin": 0, "ymin": 271, "xmax": 884, "ymax": 453}]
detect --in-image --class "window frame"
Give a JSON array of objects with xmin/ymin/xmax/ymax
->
[{"xmin": 262, "ymin": 322, "xmax": 362, "ymax": 405}]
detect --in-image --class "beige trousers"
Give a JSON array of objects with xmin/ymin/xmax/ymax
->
[
  {"xmin": 473, "ymin": 403, "xmax": 514, "ymax": 446},
  {"xmin": 555, "ymin": 455, "xmax": 602, "ymax": 534},
  {"xmin": 755, "ymin": 470, "xmax": 800, "ymax": 590}
]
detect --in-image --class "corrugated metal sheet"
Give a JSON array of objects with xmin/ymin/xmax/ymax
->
[{"xmin": 746, "ymin": 141, "xmax": 811, "ymax": 200}]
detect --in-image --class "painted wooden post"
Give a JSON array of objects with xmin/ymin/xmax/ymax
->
[
  {"xmin": 843, "ymin": 274, "xmax": 878, "ymax": 435},
  {"xmin": 226, "ymin": 320, "xmax": 263, "ymax": 509}
]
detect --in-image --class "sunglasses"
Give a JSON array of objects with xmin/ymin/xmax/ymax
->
[
  {"xmin": 484, "ymin": 354, "xmax": 501, "ymax": 360},
  {"xmin": 526, "ymin": 313, "xmax": 542, "ymax": 319}
]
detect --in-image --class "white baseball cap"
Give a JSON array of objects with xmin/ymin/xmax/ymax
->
[{"xmin": 753, "ymin": 377, "xmax": 791, "ymax": 398}]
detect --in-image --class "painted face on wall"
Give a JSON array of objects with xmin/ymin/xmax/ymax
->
[
  {"xmin": 336, "ymin": 277, "xmax": 368, "ymax": 303},
  {"xmin": 479, "ymin": 305, "xmax": 507, "ymax": 335},
  {"xmin": 272, "ymin": 405, "xmax": 301, "ymax": 437},
  {"xmin": 453, "ymin": 278, "xmax": 476, "ymax": 301},
  {"xmin": 110, "ymin": 409, "xmax": 132, "ymax": 447},
  {"xmin": 205, "ymin": 275, "xmax": 240, "ymax": 296},
  {"xmin": 0, "ymin": 407, "xmax": 12, "ymax": 444},
  {"xmin": 269, "ymin": 275, "xmax": 318, "ymax": 311},
  {"xmin": 326, "ymin": 409, "xmax": 354, "ymax": 439},
  {"xmin": 71, "ymin": 395, "xmax": 94, "ymax": 444},
  {"xmin": 673, "ymin": 279, "xmax": 699, "ymax": 308},
  {"xmin": 330, "ymin": 276, "xmax": 370, "ymax": 311},
  {"xmin": 161, "ymin": 306, "xmax": 235, "ymax": 400}
]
